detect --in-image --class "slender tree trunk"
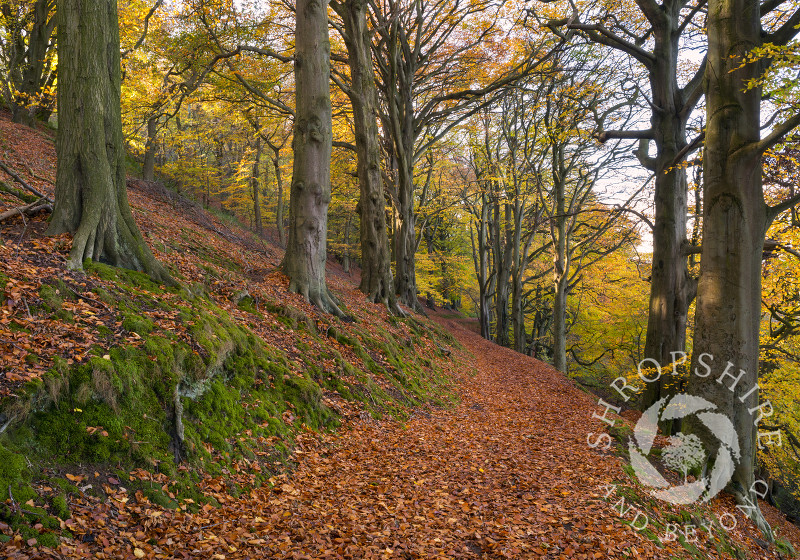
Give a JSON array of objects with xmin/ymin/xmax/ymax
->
[
  {"xmin": 142, "ymin": 115, "xmax": 158, "ymax": 181},
  {"xmin": 493, "ymin": 200, "xmax": 513, "ymax": 347},
  {"xmin": 334, "ymin": 0, "xmax": 400, "ymax": 312},
  {"xmin": 687, "ymin": 0, "xmax": 770, "ymax": 535},
  {"xmin": 282, "ymin": 0, "xmax": 342, "ymax": 315},
  {"xmin": 552, "ymin": 163, "xmax": 569, "ymax": 372},
  {"xmin": 394, "ymin": 152, "xmax": 421, "ymax": 311},
  {"xmin": 512, "ymin": 270, "xmax": 525, "ymax": 353},
  {"xmin": 272, "ymin": 149, "xmax": 286, "ymax": 247},
  {"xmin": 342, "ymin": 213, "xmax": 351, "ymax": 273},
  {"xmin": 252, "ymin": 136, "xmax": 263, "ymax": 235},
  {"xmin": 48, "ymin": 0, "xmax": 171, "ymax": 284},
  {"xmin": 469, "ymin": 197, "xmax": 493, "ymax": 340}
]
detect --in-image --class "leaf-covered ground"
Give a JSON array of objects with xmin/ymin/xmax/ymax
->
[
  {"xmin": 2, "ymin": 110, "xmax": 800, "ymax": 558},
  {"xmin": 3, "ymin": 310, "xmax": 799, "ymax": 559}
]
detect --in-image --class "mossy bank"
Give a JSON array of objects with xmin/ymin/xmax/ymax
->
[{"xmin": 0, "ymin": 259, "xmax": 459, "ymax": 548}]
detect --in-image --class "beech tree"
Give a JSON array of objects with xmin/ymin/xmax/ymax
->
[
  {"xmin": 48, "ymin": 0, "xmax": 171, "ymax": 283},
  {"xmin": 687, "ymin": 0, "xmax": 800, "ymax": 534},
  {"xmin": 544, "ymin": 0, "xmax": 706, "ymax": 406},
  {"xmin": 330, "ymin": 0, "xmax": 401, "ymax": 313},
  {"xmin": 281, "ymin": 0, "xmax": 342, "ymax": 314},
  {"xmin": 370, "ymin": 0, "xmax": 540, "ymax": 312}
]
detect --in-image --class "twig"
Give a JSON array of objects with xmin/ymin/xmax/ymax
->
[
  {"xmin": 8, "ymin": 485, "xmax": 38, "ymax": 516},
  {"xmin": 0, "ymin": 159, "xmax": 52, "ymax": 202},
  {"xmin": 19, "ymin": 159, "xmax": 55, "ymax": 185},
  {"xmin": 16, "ymin": 210, "xmax": 28, "ymax": 243}
]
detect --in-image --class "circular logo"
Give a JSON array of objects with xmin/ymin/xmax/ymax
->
[{"xmin": 629, "ymin": 394, "xmax": 740, "ymax": 505}]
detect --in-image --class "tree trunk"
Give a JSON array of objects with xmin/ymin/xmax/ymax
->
[
  {"xmin": 142, "ymin": 115, "xmax": 158, "ymax": 181},
  {"xmin": 636, "ymin": 2, "xmax": 695, "ymax": 409},
  {"xmin": 687, "ymin": 0, "xmax": 770, "ymax": 535},
  {"xmin": 492, "ymin": 200, "xmax": 513, "ymax": 347},
  {"xmin": 252, "ymin": 136, "xmax": 263, "ymax": 235},
  {"xmin": 10, "ymin": 0, "xmax": 57, "ymax": 127},
  {"xmin": 394, "ymin": 149, "xmax": 421, "ymax": 312},
  {"xmin": 281, "ymin": 0, "xmax": 341, "ymax": 315},
  {"xmin": 272, "ymin": 149, "xmax": 286, "ymax": 247},
  {"xmin": 551, "ymin": 156, "xmax": 569, "ymax": 373},
  {"xmin": 342, "ymin": 213, "xmax": 351, "ymax": 273},
  {"xmin": 47, "ymin": 0, "xmax": 171, "ymax": 284},
  {"xmin": 333, "ymin": 0, "xmax": 400, "ymax": 312}
]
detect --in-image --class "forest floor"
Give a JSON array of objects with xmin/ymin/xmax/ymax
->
[
  {"xmin": 6, "ymin": 309, "xmax": 798, "ymax": 559},
  {"xmin": 2, "ymin": 110, "xmax": 800, "ymax": 559}
]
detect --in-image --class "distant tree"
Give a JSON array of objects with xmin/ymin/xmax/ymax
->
[
  {"xmin": 544, "ymin": 0, "xmax": 706, "ymax": 406},
  {"xmin": 47, "ymin": 0, "xmax": 171, "ymax": 283},
  {"xmin": 0, "ymin": 0, "xmax": 57, "ymax": 126}
]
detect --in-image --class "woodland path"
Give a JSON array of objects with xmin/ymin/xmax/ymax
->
[{"xmin": 17, "ymin": 314, "xmax": 780, "ymax": 560}]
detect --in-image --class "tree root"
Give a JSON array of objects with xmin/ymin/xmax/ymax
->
[{"xmin": 731, "ymin": 485, "xmax": 774, "ymax": 542}]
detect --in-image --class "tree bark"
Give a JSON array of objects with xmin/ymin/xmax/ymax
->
[
  {"xmin": 640, "ymin": 5, "xmax": 693, "ymax": 407},
  {"xmin": 333, "ymin": 0, "xmax": 401, "ymax": 313},
  {"xmin": 251, "ymin": 136, "xmax": 263, "ymax": 235},
  {"xmin": 142, "ymin": 115, "xmax": 158, "ymax": 181},
  {"xmin": 687, "ymin": 0, "xmax": 770, "ymax": 535},
  {"xmin": 491, "ymin": 191, "xmax": 514, "ymax": 348},
  {"xmin": 270, "ymin": 146, "xmax": 286, "ymax": 247},
  {"xmin": 281, "ymin": 0, "xmax": 342, "ymax": 315},
  {"xmin": 342, "ymin": 213, "xmax": 351, "ymax": 273},
  {"xmin": 47, "ymin": 0, "xmax": 171, "ymax": 284},
  {"xmin": 552, "ymin": 172, "xmax": 569, "ymax": 373}
]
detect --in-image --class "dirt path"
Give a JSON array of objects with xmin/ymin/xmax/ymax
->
[{"xmin": 15, "ymin": 315, "xmax": 787, "ymax": 560}]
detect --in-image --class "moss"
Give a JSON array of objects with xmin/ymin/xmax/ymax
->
[
  {"xmin": 50, "ymin": 494, "xmax": 70, "ymax": 520},
  {"xmin": 122, "ymin": 313, "xmax": 154, "ymax": 335},
  {"xmin": 94, "ymin": 288, "xmax": 117, "ymax": 306},
  {"xmin": 36, "ymin": 532, "xmax": 60, "ymax": 549},
  {"xmin": 776, "ymin": 538, "xmax": 796, "ymax": 557},
  {"xmin": 38, "ymin": 284, "xmax": 63, "ymax": 310},
  {"xmin": 53, "ymin": 309, "xmax": 74, "ymax": 323},
  {"xmin": 84, "ymin": 260, "xmax": 170, "ymax": 294},
  {"xmin": 0, "ymin": 442, "xmax": 31, "ymax": 503}
]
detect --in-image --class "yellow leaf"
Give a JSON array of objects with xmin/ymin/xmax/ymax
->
[{"xmin": 134, "ymin": 548, "xmax": 145, "ymax": 558}]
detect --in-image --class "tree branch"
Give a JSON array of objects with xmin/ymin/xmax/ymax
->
[
  {"xmin": 596, "ymin": 128, "xmax": 654, "ymax": 143},
  {"xmin": 121, "ymin": 0, "xmax": 164, "ymax": 59},
  {"xmin": 756, "ymin": 111, "xmax": 800, "ymax": 157},
  {"xmin": 0, "ymin": 160, "xmax": 52, "ymax": 202}
]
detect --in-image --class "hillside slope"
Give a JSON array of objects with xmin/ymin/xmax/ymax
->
[{"xmin": 0, "ymin": 111, "xmax": 459, "ymax": 554}]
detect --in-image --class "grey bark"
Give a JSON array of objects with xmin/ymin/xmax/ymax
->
[
  {"xmin": 332, "ymin": 0, "xmax": 401, "ymax": 313},
  {"xmin": 142, "ymin": 115, "xmax": 158, "ymax": 181},
  {"xmin": 281, "ymin": 0, "xmax": 342, "ymax": 315},
  {"xmin": 686, "ymin": 0, "xmax": 800, "ymax": 536},
  {"xmin": 48, "ymin": 0, "xmax": 172, "ymax": 285},
  {"xmin": 266, "ymin": 142, "xmax": 286, "ymax": 247},
  {"xmin": 252, "ymin": 136, "xmax": 263, "ymax": 235}
]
